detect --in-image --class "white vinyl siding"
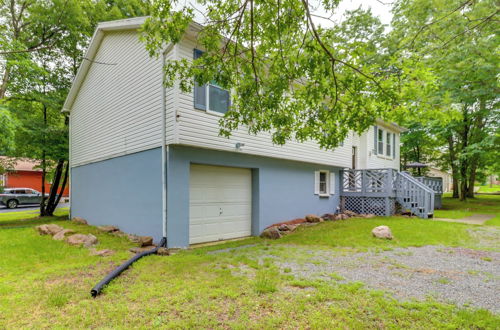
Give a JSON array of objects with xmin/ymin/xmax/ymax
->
[
  {"xmin": 174, "ymin": 37, "xmax": 352, "ymax": 168},
  {"xmin": 366, "ymin": 126, "xmax": 400, "ymax": 170},
  {"xmin": 70, "ymin": 30, "xmax": 165, "ymax": 167}
]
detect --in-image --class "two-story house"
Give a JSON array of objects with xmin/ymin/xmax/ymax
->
[{"xmin": 63, "ymin": 17, "xmax": 410, "ymax": 248}]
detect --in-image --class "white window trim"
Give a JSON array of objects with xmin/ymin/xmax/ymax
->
[
  {"xmin": 315, "ymin": 170, "xmax": 336, "ymax": 197},
  {"xmin": 377, "ymin": 128, "xmax": 385, "ymax": 155},
  {"xmin": 204, "ymin": 83, "xmax": 230, "ymax": 116},
  {"xmin": 376, "ymin": 128, "xmax": 395, "ymax": 160},
  {"xmin": 386, "ymin": 131, "xmax": 392, "ymax": 158}
]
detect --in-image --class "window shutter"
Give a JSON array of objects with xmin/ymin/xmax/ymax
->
[
  {"xmin": 314, "ymin": 171, "xmax": 320, "ymax": 195},
  {"xmin": 373, "ymin": 125, "xmax": 378, "ymax": 154},
  {"xmin": 393, "ymin": 133, "xmax": 396, "ymax": 158},
  {"xmin": 330, "ymin": 172, "xmax": 336, "ymax": 195},
  {"xmin": 193, "ymin": 49, "xmax": 206, "ymax": 110}
]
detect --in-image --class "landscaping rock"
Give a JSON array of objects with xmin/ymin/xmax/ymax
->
[
  {"xmin": 52, "ymin": 229, "xmax": 75, "ymax": 241},
  {"xmin": 305, "ymin": 214, "xmax": 322, "ymax": 223},
  {"xmin": 260, "ymin": 227, "xmax": 281, "ymax": 239},
  {"xmin": 278, "ymin": 224, "xmax": 290, "ymax": 231},
  {"xmin": 344, "ymin": 210, "xmax": 358, "ymax": 217},
  {"xmin": 321, "ymin": 213, "xmax": 336, "ymax": 221},
  {"xmin": 90, "ymin": 248, "xmax": 115, "ymax": 257},
  {"xmin": 361, "ymin": 214, "xmax": 376, "ymax": 218},
  {"xmin": 372, "ymin": 226, "xmax": 393, "ymax": 240},
  {"xmin": 111, "ymin": 230, "xmax": 127, "ymax": 237},
  {"xmin": 129, "ymin": 246, "xmax": 156, "ymax": 253},
  {"xmin": 36, "ymin": 224, "xmax": 64, "ymax": 236},
  {"xmin": 336, "ymin": 213, "xmax": 349, "ymax": 220},
  {"xmin": 157, "ymin": 247, "xmax": 170, "ymax": 256},
  {"xmin": 71, "ymin": 217, "xmax": 88, "ymax": 225},
  {"xmin": 66, "ymin": 234, "xmax": 98, "ymax": 247},
  {"xmin": 97, "ymin": 225, "xmax": 119, "ymax": 233},
  {"xmin": 138, "ymin": 236, "xmax": 153, "ymax": 247}
]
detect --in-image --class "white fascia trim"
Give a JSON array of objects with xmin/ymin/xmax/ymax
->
[
  {"xmin": 61, "ymin": 17, "xmax": 149, "ymax": 113},
  {"xmin": 375, "ymin": 119, "xmax": 407, "ymax": 133}
]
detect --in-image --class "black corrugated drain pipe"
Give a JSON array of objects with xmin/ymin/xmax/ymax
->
[{"xmin": 90, "ymin": 237, "xmax": 167, "ymax": 297}]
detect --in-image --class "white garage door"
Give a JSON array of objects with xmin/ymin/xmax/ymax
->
[{"xmin": 189, "ymin": 164, "xmax": 252, "ymax": 244}]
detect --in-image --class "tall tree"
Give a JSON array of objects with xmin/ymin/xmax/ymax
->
[
  {"xmin": 142, "ymin": 1, "xmax": 406, "ymax": 149},
  {"xmin": 0, "ymin": 0, "xmax": 152, "ymax": 215},
  {"xmin": 391, "ymin": 0, "xmax": 499, "ymax": 200}
]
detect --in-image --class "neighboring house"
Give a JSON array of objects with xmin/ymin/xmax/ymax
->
[
  {"xmin": 63, "ymin": 17, "xmax": 415, "ymax": 248},
  {"xmin": 427, "ymin": 167, "xmax": 453, "ymax": 193},
  {"xmin": 0, "ymin": 157, "xmax": 70, "ymax": 196}
]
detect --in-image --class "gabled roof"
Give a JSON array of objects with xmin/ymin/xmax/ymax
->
[{"xmin": 61, "ymin": 17, "xmax": 148, "ymax": 113}]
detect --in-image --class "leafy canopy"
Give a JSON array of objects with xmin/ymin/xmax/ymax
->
[{"xmin": 142, "ymin": 0, "xmax": 404, "ymax": 148}]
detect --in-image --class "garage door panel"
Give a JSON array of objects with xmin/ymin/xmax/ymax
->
[{"xmin": 189, "ymin": 164, "xmax": 252, "ymax": 244}]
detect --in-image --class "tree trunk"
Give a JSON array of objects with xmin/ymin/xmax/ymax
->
[
  {"xmin": 447, "ymin": 135, "xmax": 459, "ymax": 198},
  {"xmin": 40, "ymin": 103, "xmax": 48, "ymax": 216},
  {"xmin": 44, "ymin": 159, "xmax": 64, "ymax": 215},
  {"xmin": 0, "ymin": 66, "xmax": 10, "ymax": 99},
  {"xmin": 452, "ymin": 176, "xmax": 459, "ymax": 198},
  {"xmin": 459, "ymin": 107, "xmax": 470, "ymax": 201},
  {"xmin": 40, "ymin": 151, "xmax": 47, "ymax": 216},
  {"xmin": 52, "ymin": 161, "xmax": 69, "ymax": 210},
  {"xmin": 466, "ymin": 159, "xmax": 478, "ymax": 198}
]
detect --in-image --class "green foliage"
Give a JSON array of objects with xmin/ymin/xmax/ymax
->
[
  {"xmin": 0, "ymin": 0, "xmax": 152, "ymax": 215},
  {"xmin": 0, "ymin": 106, "xmax": 17, "ymax": 154},
  {"xmin": 142, "ymin": 1, "xmax": 410, "ymax": 149},
  {"xmin": 390, "ymin": 0, "xmax": 499, "ymax": 199}
]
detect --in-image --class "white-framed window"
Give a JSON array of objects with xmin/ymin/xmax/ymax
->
[
  {"xmin": 377, "ymin": 128, "xmax": 384, "ymax": 155},
  {"xmin": 376, "ymin": 127, "xmax": 395, "ymax": 159},
  {"xmin": 314, "ymin": 170, "xmax": 336, "ymax": 197},
  {"xmin": 193, "ymin": 49, "xmax": 230, "ymax": 115},
  {"xmin": 386, "ymin": 131, "xmax": 392, "ymax": 157}
]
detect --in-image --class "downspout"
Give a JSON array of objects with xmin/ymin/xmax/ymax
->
[
  {"xmin": 90, "ymin": 44, "xmax": 173, "ymax": 298},
  {"xmin": 161, "ymin": 50, "xmax": 168, "ymax": 243},
  {"xmin": 161, "ymin": 43, "xmax": 174, "ymax": 245}
]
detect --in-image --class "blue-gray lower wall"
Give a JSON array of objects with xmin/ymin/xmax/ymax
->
[
  {"xmin": 71, "ymin": 145, "xmax": 341, "ymax": 247},
  {"xmin": 167, "ymin": 145, "xmax": 341, "ymax": 247},
  {"xmin": 71, "ymin": 148, "xmax": 163, "ymax": 242}
]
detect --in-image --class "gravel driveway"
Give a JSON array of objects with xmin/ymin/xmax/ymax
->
[
  {"xmin": 217, "ymin": 227, "xmax": 499, "ymax": 312},
  {"xmin": 277, "ymin": 245, "xmax": 499, "ymax": 312}
]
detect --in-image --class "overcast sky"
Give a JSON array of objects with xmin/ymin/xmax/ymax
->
[
  {"xmin": 187, "ymin": 0, "xmax": 394, "ymax": 27},
  {"xmin": 330, "ymin": 0, "xmax": 393, "ymax": 25}
]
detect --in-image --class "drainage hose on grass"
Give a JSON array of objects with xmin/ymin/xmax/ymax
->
[{"xmin": 90, "ymin": 237, "xmax": 167, "ymax": 297}]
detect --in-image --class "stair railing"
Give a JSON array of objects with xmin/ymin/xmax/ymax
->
[{"xmin": 396, "ymin": 172, "xmax": 435, "ymax": 219}]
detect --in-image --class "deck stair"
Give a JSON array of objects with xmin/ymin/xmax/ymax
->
[
  {"xmin": 395, "ymin": 171, "xmax": 435, "ymax": 219},
  {"xmin": 340, "ymin": 169, "xmax": 441, "ymax": 219}
]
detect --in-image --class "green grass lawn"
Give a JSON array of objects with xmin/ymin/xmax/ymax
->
[
  {"xmin": 0, "ymin": 207, "xmax": 69, "ymax": 223},
  {"xmin": 477, "ymin": 184, "xmax": 500, "ymax": 193},
  {"xmin": 0, "ymin": 208, "xmax": 498, "ymax": 328},
  {"xmin": 434, "ymin": 194, "xmax": 500, "ymax": 225}
]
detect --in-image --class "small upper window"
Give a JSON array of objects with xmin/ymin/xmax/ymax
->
[
  {"xmin": 377, "ymin": 129, "xmax": 384, "ymax": 154},
  {"xmin": 386, "ymin": 132, "xmax": 392, "ymax": 157},
  {"xmin": 193, "ymin": 49, "xmax": 230, "ymax": 114}
]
